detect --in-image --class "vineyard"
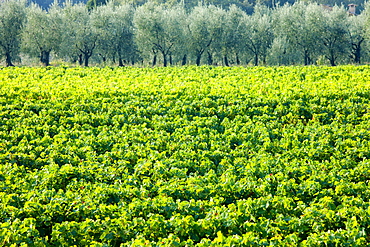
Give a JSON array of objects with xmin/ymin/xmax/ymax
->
[{"xmin": 0, "ymin": 66, "xmax": 369, "ymax": 246}]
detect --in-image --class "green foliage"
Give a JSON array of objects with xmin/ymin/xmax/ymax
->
[
  {"xmin": 21, "ymin": 3, "xmax": 63, "ymax": 66},
  {"xmin": 91, "ymin": 2, "xmax": 135, "ymax": 66},
  {"xmin": 134, "ymin": 3, "xmax": 186, "ymax": 66},
  {"xmin": 0, "ymin": 0, "xmax": 27, "ymax": 67},
  {"xmin": 86, "ymin": 0, "xmax": 108, "ymax": 10},
  {"xmin": 8, "ymin": 1, "xmax": 370, "ymax": 67},
  {"xmin": 0, "ymin": 66, "xmax": 370, "ymax": 245},
  {"xmin": 60, "ymin": 2, "xmax": 99, "ymax": 66}
]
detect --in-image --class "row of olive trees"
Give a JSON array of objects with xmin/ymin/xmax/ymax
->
[
  {"xmin": 272, "ymin": 2, "xmax": 367, "ymax": 66},
  {"xmin": 0, "ymin": 0, "xmax": 369, "ymax": 67},
  {"xmin": 0, "ymin": 0, "xmax": 134, "ymax": 67}
]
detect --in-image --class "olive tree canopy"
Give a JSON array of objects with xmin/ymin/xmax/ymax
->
[{"xmin": 0, "ymin": 0, "xmax": 26, "ymax": 66}]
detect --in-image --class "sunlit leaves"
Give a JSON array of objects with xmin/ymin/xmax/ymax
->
[{"xmin": 0, "ymin": 66, "xmax": 369, "ymax": 245}]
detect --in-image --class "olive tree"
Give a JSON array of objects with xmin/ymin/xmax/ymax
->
[
  {"xmin": 0, "ymin": 0, "xmax": 26, "ymax": 66},
  {"xmin": 348, "ymin": 13, "xmax": 367, "ymax": 63},
  {"xmin": 60, "ymin": 2, "xmax": 98, "ymax": 66},
  {"xmin": 273, "ymin": 2, "xmax": 323, "ymax": 65},
  {"xmin": 240, "ymin": 6, "xmax": 273, "ymax": 66},
  {"xmin": 186, "ymin": 5, "xmax": 225, "ymax": 66},
  {"xmin": 218, "ymin": 5, "xmax": 246, "ymax": 66},
  {"xmin": 134, "ymin": 3, "xmax": 186, "ymax": 66},
  {"xmin": 91, "ymin": 3, "xmax": 135, "ymax": 66},
  {"xmin": 22, "ymin": 3, "xmax": 62, "ymax": 66},
  {"xmin": 320, "ymin": 6, "xmax": 351, "ymax": 66}
]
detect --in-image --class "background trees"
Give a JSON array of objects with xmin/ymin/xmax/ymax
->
[
  {"xmin": 348, "ymin": 13, "xmax": 367, "ymax": 63},
  {"xmin": 134, "ymin": 3, "xmax": 186, "ymax": 66},
  {"xmin": 22, "ymin": 3, "xmax": 62, "ymax": 66},
  {"xmin": 30, "ymin": 0, "xmax": 368, "ymax": 15},
  {"xmin": 91, "ymin": 3, "xmax": 135, "ymax": 66},
  {"xmin": 60, "ymin": 2, "xmax": 98, "ymax": 66},
  {"xmin": 219, "ymin": 5, "xmax": 247, "ymax": 66},
  {"xmin": 320, "ymin": 6, "xmax": 351, "ymax": 66},
  {"xmin": 1, "ymin": 0, "xmax": 370, "ymax": 67},
  {"xmin": 274, "ymin": 2, "xmax": 323, "ymax": 65},
  {"xmin": 186, "ymin": 5, "xmax": 225, "ymax": 66},
  {"xmin": 240, "ymin": 5, "xmax": 273, "ymax": 66},
  {"xmin": 0, "ymin": 0, "xmax": 26, "ymax": 67}
]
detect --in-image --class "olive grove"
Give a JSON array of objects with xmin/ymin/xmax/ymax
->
[{"xmin": 1, "ymin": 0, "xmax": 370, "ymax": 67}]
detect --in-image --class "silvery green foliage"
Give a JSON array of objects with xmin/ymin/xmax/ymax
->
[
  {"xmin": 320, "ymin": 6, "xmax": 351, "ymax": 66},
  {"xmin": 348, "ymin": 14, "xmax": 367, "ymax": 63},
  {"xmin": 240, "ymin": 6, "xmax": 273, "ymax": 66},
  {"xmin": 60, "ymin": 2, "xmax": 98, "ymax": 66},
  {"xmin": 1, "ymin": 1, "xmax": 368, "ymax": 67},
  {"xmin": 21, "ymin": 3, "xmax": 62, "ymax": 66},
  {"xmin": 273, "ymin": 2, "xmax": 323, "ymax": 65},
  {"xmin": 268, "ymin": 36, "xmax": 296, "ymax": 66},
  {"xmin": 0, "ymin": 0, "xmax": 26, "ymax": 66},
  {"xmin": 186, "ymin": 5, "xmax": 225, "ymax": 66},
  {"xmin": 217, "ymin": 5, "xmax": 246, "ymax": 66},
  {"xmin": 134, "ymin": 2, "xmax": 186, "ymax": 66},
  {"xmin": 91, "ymin": 3, "xmax": 135, "ymax": 66}
]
